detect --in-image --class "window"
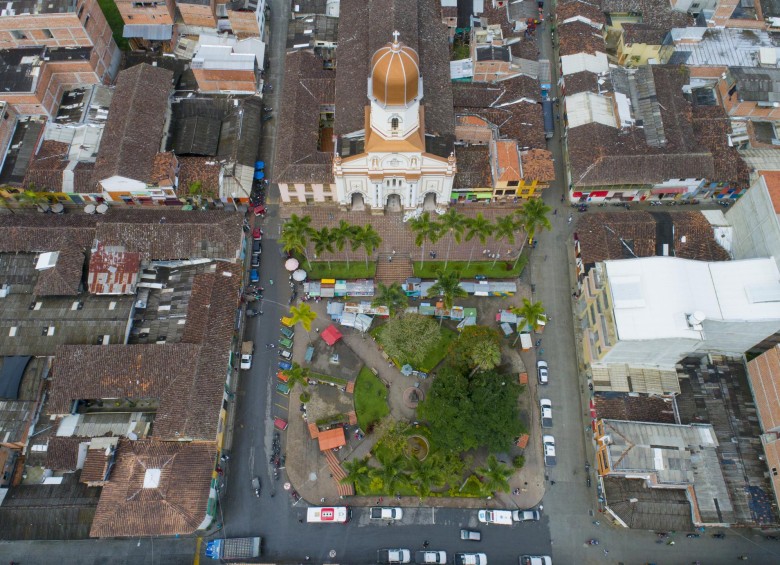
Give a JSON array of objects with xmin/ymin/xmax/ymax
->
[
  {"xmin": 78, "ymin": 4, "xmax": 84, "ymax": 17},
  {"xmin": 508, "ymin": 180, "xmax": 519, "ymax": 187},
  {"xmin": 42, "ymin": 29, "xmax": 53, "ymax": 39},
  {"xmin": 10, "ymin": 30, "xmax": 28, "ymax": 40},
  {"xmin": 495, "ymin": 190, "xmax": 504, "ymax": 196},
  {"xmin": 391, "ymin": 117, "xmax": 399, "ymax": 131}
]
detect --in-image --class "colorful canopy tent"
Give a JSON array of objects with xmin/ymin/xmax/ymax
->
[
  {"xmin": 317, "ymin": 427, "xmax": 346, "ymax": 451},
  {"xmin": 321, "ymin": 325, "xmax": 343, "ymax": 346}
]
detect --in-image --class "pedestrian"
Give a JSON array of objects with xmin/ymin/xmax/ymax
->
[
  {"xmin": 423, "ymin": 541, "xmax": 429, "ymax": 548},
  {"xmin": 320, "ymin": 497, "xmax": 325, "ymax": 503},
  {"xmin": 603, "ymin": 549, "xmax": 609, "ymax": 556},
  {"xmin": 316, "ymin": 328, "xmax": 319, "ymax": 333},
  {"xmin": 388, "ymin": 256, "xmax": 392, "ymax": 262},
  {"xmin": 553, "ymin": 209, "xmax": 557, "ymax": 215},
  {"xmin": 392, "ymin": 249, "xmax": 396, "ymax": 255},
  {"xmin": 550, "ymin": 480, "xmax": 556, "ymax": 485}
]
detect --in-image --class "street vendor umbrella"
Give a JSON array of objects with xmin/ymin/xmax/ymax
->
[
  {"xmin": 254, "ymin": 170, "xmax": 265, "ymax": 180},
  {"xmin": 401, "ymin": 364, "xmax": 413, "ymax": 376},
  {"xmin": 284, "ymin": 258, "xmax": 299, "ymax": 271},
  {"xmin": 321, "ymin": 324, "xmax": 343, "ymax": 346},
  {"xmin": 292, "ymin": 269, "xmax": 307, "ymax": 282},
  {"xmin": 283, "ymin": 482, "xmax": 291, "ymax": 491}
]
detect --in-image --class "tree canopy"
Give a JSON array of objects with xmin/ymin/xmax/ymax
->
[{"xmin": 379, "ymin": 313, "xmax": 441, "ymax": 366}]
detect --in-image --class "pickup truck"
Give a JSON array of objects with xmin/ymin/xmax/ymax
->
[
  {"xmin": 540, "ymin": 398, "xmax": 552, "ymax": 428},
  {"xmin": 370, "ymin": 507, "xmax": 403, "ymax": 520},
  {"xmin": 415, "ymin": 550, "xmax": 447, "ymax": 564},
  {"xmin": 240, "ymin": 341, "xmax": 253, "ymax": 370},
  {"xmin": 512, "ymin": 509, "xmax": 540, "ymax": 522},
  {"xmin": 543, "ymin": 435, "xmax": 557, "ymax": 467},
  {"xmin": 478, "ymin": 509, "xmax": 513, "ymax": 525},
  {"xmin": 377, "ymin": 549, "xmax": 411, "ymax": 564},
  {"xmin": 454, "ymin": 553, "xmax": 487, "ymax": 565},
  {"xmin": 520, "ymin": 557, "xmax": 552, "ymax": 565}
]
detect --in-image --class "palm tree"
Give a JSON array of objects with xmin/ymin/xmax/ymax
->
[
  {"xmin": 281, "ymin": 214, "xmax": 315, "ymax": 267},
  {"xmin": 510, "ymin": 298, "xmax": 546, "ymax": 344},
  {"xmin": 407, "ymin": 457, "xmax": 444, "ymax": 498},
  {"xmin": 427, "ymin": 269, "xmax": 467, "ymax": 326},
  {"xmin": 492, "ymin": 215, "xmax": 519, "ymax": 268},
  {"xmin": 16, "ymin": 189, "xmax": 48, "ymax": 211},
  {"xmin": 353, "ymin": 224, "xmax": 382, "ymax": 268},
  {"xmin": 281, "ymin": 362, "xmax": 310, "ymax": 389},
  {"xmin": 341, "ymin": 456, "xmax": 373, "ymax": 493},
  {"xmin": 514, "ymin": 199, "xmax": 552, "ymax": 267},
  {"xmin": 469, "ymin": 340, "xmax": 501, "ymax": 376},
  {"xmin": 438, "ymin": 208, "xmax": 465, "ymax": 270},
  {"xmin": 333, "ymin": 220, "xmax": 358, "ymax": 269},
  {"xmin": 372, "ymin": 453, "xmax": 408, "ymax": 495},
  {"xmin": 477, "ymin": 454, "xmax": 513, "ymax": 495},
  {"xmin": 288, "ymin": 303, "xmax": 317, "ymax": 343},
  {"xmin": 464, "ymin": 213, "xmax": 494, "ymax": 269},
  {"xmin": 311, "ymin": 227, "xmax": 335, "ymax": 270},
  {"xmin": 409, "ymin": 212, "xmax": 441, "ymax": 269},
  {"xmin": 372, "ymin": 282, "xmax": 408, "ymax": 316}
]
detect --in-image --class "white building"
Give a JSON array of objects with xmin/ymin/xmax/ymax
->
[
  {"xmin": 597, "ymin": 256, "xmax": 780, "ymax": 368},
  {"xmin": 727, "ymin": 172, "xmax": 780, "ymax": 273},
  {"xmin": 333, "ymin": 33, "xmax": 457, "ymax": 212}
]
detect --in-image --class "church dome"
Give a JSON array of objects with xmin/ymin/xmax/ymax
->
[{"xmin": 370, "ymin": 34, "xmax": 420, "ymax": 107}]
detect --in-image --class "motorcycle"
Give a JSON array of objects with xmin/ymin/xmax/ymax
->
[
  {"xmin": 712, "ymin": 533, "xmax": 725, "ymax": 539},
  {"xmin": 247, "ymin": 309, "xmax": 259, "ymax": 318},
  {"xmin": 686, "ymin": 534, "xmax": 700, "ymax": 538},
  {"xmin": 252, "ymin": 476, "xmax": 261, "ymax": 498},
  {"xmin": 586, "ymin": 539, "xmax": 599, "ymax": 546},
  {"xmin": 535, "ymin": 339, "xmax": 542, "ymax": 347},
  {"xmin": 273, "ymin": 469, "xmax": 279, "ymax": 480}
]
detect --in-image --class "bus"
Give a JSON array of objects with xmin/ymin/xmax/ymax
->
[{"xmin": 306, "ymin": 506, "xmax": 350, "ymax": 523}]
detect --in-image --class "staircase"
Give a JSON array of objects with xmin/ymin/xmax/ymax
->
[
  {"xmin": 323, "ymin": 449, "xmax": 354, "ymax": 496},
  {"xmin": 375, "ymin": 253, "xmax": 414, "ymax": 284}
]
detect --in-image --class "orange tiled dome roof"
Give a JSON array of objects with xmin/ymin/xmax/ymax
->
[{"xmin": 370, "ymin": 34, "xmax": 420, "ymax": 107}]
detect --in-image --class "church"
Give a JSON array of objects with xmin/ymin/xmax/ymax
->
[{"xmin": 274, "ymin": 0, "xmax": 457, "ymax": 213}]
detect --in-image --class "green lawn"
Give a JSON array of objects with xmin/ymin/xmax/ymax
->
[
  {"xmin": 353, "ymin": 367, "xmax": 389, "ymax": 430},
  {"xmin": 294, "ymin": 258, "xmax": 376, "ymax": 280},
  {"xmin": 412, "ymin": 258, "xmax": 527, "ymax": 279},
  {"xmin": 373, "ymin": 325, "xmax": 457, "ymax": 373},
  {"xmin": 97, "ymin": 0, "xmax": 131, "ymax": 50}
]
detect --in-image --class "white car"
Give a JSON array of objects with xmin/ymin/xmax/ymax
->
[
  {"xmin": 415, "ymin": 550, "xmax": 447, "ymax": 564},
  {"xmin": 543, "ymin": 435, "xmax": 556, "ymax": 467},
  {"xmin": 537, "ymin": 360, "xmax": 548, "ymax": 384},
  {"xmin": 240, "ymin": 353, "xmax": 252, "ymax": 370},
  {"xmin": 520, "ymin": 557, "xmax": 552, "ymax": 565},
  {"xmin": 370, "ymin": 507, "xmax": 403, "ymax": 520},
  {"xmin": 540, "ymin": 398, "xmax": 552, "ymax": 428},
  {"xmin": 454, "ymin": 553, "xmax": 487, "ymax": 565},
  {"xmin": 512, "ymin": 509, "xmax": 540, "ymax": 522}
]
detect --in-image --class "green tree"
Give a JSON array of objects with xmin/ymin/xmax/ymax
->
[
  {"xmin": 447, "ymin": 326, "xmax": 502, "ymax": 369},
  {"xmin": 469, "ymin": 339, "xmax": 501, "ymax": 376},
  {"xmin": 469, "ymin": 370, "xmax": 524, "ymax": 452},
  {"xmin": 418, "ymin": 365, "xmax": 475, "ymax": 452},
  {"xmin": 332, "ymin": 220, "xmax": 358, "ymax": 269},
  {"xmin": 464, "ymin": 213, "xmax": 494, "ymax": 268},
  {"xmin": 187, "ymin": 180, "xmax": 204, "ymax": 207},
  {"xmin": 372, "ymin": 282, "xmax": 408, "ymax": 316},
  {"xmin": 311, "ymin": 227, "xmax": 335, "ymax": 270},
  {"xmin": 16, "ymin": 189, "xmax": 48, "ymax": 210},
  {"xmin": 341, "ymin": 456, "xmax": 373, "ymax": 493},
  {"xmin": 407, "ymin": 457, "xmax": 444, "ymax": 498},
  {"xmin": 354, "ymin": 224, "xmax": 382, "ymax": 268},
  {"xmin": 380, "ymin": 313, "xmax": 441, "ymax": 366},
  {"xmin": 288, "ymin": 303, "xmax": 317, "ymax": 343},
  {"xmin": 371, "ymin": 452, "xmax": 408, "ymax": 494},
  {"xmin": 409, "ymin": 212, "xmax": 441, "ymax": 268},
  {"xmin": 477, "ymin": 454, "xmax": 513, "ymax": 495},
  {"xmin": 438, "ymin": 208, "xmax": 465, "ymax": 270},
  {"xmin": 514, "ymin": 199, "xmax": 552, "ymax": 267},
  {"xmin": 281, "ymin": 214, "xmax": 315, "ymax": 267},
  {"xmin": 281, "ymin": 362, "xmax": 310, "ymax": 389},
  {"xmin": 427, "ymin": 269, "xmax": 467, "ymax": 326},
  {"xmin": 511, "ymin": 298, "xmax": 546, "ymax": 333},
  {"xmin": 492, "ymin": 214, "xmax": 519, "ymax": 267}
]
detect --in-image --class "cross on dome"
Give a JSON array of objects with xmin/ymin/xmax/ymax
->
[{"xmin": 391, "ymin": 30, "xmax": 400, "ymax": 49}]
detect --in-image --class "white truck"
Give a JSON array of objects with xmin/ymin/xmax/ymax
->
[
  {"xmin": 377, "ymin": 549, "xmax": 412, "ymax": 564},
  {"xmin": 519, "ymin": 332, "xmax": 532, "ymax": 350},
  {"xmin": 370, "ymin": 506, "xmax": 404, "ymax": 520},
  {"xmin": 415, "ymin": 550, "xmax": 447, "ymax": 564},
  {"xmin": 520, "ymin": 556, "xmax": 552, "ymax": 565},
  {"xmin": 477, "ymin": 509, "xmax": 513, "ymax": 525}
]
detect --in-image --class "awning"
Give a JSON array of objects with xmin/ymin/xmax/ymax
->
[
  {"xmin": 321, "ymin": 325, "xmax": 343, "ymax": 346},
  {"xmin": 651, "ymin": 187, "xmax": 687, "ymax": 195},
  {"xmin": 317, "ymin": 427, "xmax": 346, "ymax": 451}
]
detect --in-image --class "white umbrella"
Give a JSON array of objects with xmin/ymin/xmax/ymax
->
[
  {"xmin": 285, "ymin": 258, "xmax": 300, "ymax": 271},
  {"xmin": 292, "ymin": 269, "xmax": 307, "ymax": 282},
  {"xmin": 283, "ymin": 482, "xmax": 291, "ymax": 491}
]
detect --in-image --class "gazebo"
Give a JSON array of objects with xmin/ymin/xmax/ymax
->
[{"xmin": 321, "ymin": 325, "xmax": 343, "ymax": 346}]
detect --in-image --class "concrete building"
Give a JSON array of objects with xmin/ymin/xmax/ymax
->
[
  {"xmin": 584, "ymin": 256, "xmax": 780, "ymax": 371},
  {"xmin": 727, "ymin": 172, "xmax": 780, "ymax": 272}
]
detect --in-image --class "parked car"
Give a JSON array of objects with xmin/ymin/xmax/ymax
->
[
  {"xmin": 252, "ymin": 239, "xmax": 262, "ymax": 254},
  {"xmin": 280, "ymin": 326, "xmax": 295, "ymax": 339},
  {"xmin": 537, "ymin": 360, "xmax": 548, "ymax": 385},
  {"xmin": 240, "ymin": 354, "xmax": 252, "ymax": 370},
  {"xmin": 543, "ymin": 435, "xmax": 556, "ymax": 466},
  {"xmin": 278, "ymin": 349, "xmax": 292, "ymax": 360},
  {"xmin": 276, "ymin": 382, "xmax": 290, "ymax": 395},
  {"xmin": 370, "ymin": 507, "xmax": 403, "ymax": 520},
  {"xmin": 414, "ymin": 550, "xmax": 446, "ymax": 564},
  {"xmin": 460, "ymin": 529, "xmax": 481, "ymax": 541},
  {"xmin": 251, "ymin": 254, "xmax": 260, "ymax": 268},
  {"xmin": 478, "ymin": 510, "xmax": 513, "ymax": 525},
  {"xmin": 273, "ymin": 417, "xmax": 288, "ymax": 430},
  {"xmin": 520, "ymin": 557, "xmax": 552, "ymax": 565},
  {"xmin": 512, "ymin": 509, "xmax": 540, "ymax": 522},
  {"xmin": 454, "ymin": 553, "xmax": 487, "ymax": 565},
  {"xmin": 540, "ymin": 398, "xmax": 552, "ymax": 428},
  {"xmin": 377, "ymin": 549, "xmax": 411, "ymax": 564},
  {"xmin": 279, "ymin": 337, "xmax": 293, "ymax": 348},
  {"xmin": 252, "ymin": 227, "xmax": 263, "ymax": 240},
  {"xmin": 250, "ymin": 269, "xmax": 259, "ymax": 283},
  {"xmin": 278, "ymin": 360, "xmax": 292, "ymax": 370}
]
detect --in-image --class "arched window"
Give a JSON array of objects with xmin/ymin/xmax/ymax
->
[{"xmin": 391, "ymin": 117, "xmax": 399, "ymax": 131}]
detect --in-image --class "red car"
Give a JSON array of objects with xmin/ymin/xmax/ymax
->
[
  {"xmin": 252, "ymin": 205, "xmax": 266, "ymax": 217},
  {"xmin": 252, "ymin": 227, "xmax": 263, "ymax": 240}
]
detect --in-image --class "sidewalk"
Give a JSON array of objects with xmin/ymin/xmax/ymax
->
[{"xmin": 281, "ymin": 285, "xmax": 547, "ymax": 511}]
